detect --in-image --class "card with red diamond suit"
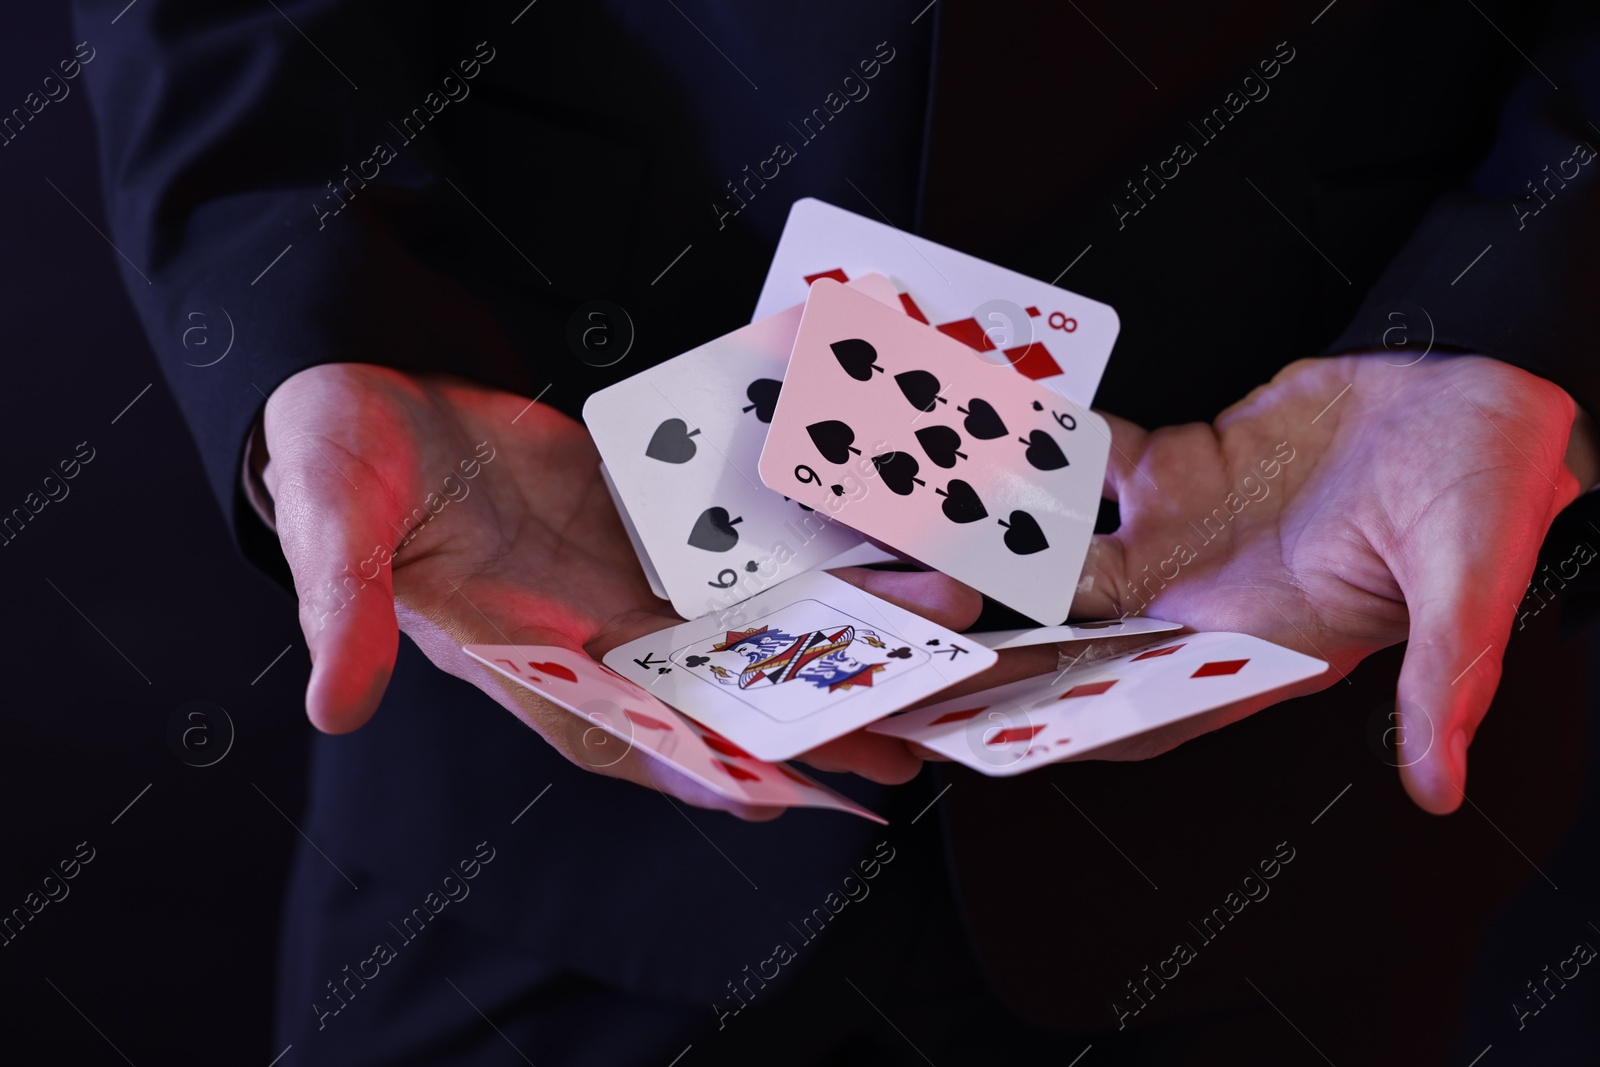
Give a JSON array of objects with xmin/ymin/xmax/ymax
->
[
  {"xmin": 867, "ymin": 632, "xmax": 1328, "ymax": 776},
  {"xmin": 752, "ymin": 198, "xmax": 1120, "ymax": 407},
  {"xmin": 757, "ymin": 277, "xmax": 1110, "ymax": 625},
  {"xmin": 602, "ymin": 571, "xmax": 996, "ymax": 762},
  {"xmin": 463, "ymin": 643, "xmax": 884, "ymax": 821},
  {"xmin": 969, "ymin": 615, "xmax": 1182, "ymax": 650}
]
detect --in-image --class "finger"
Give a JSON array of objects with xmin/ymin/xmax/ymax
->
[
  {"xmin": 1392, "ymin": 570, "xmax": 1512, "ymax": 813},
  {"xmin": 617, "ymin": 752, "xmax": 789, "ymax": 822},
  {"xmin": 1092, "ymin": 410, "xmax": 1150, "ymax": 504},
  {"xmin": 1069, "ymin": 410, "xmax": 1146, "ymax": 619},
  {"xmin": 578, "ymin": 740, "xmax": 789, "ymax": 822},
  {"xmin": 798, "ymin": 732, "xmax": 922, "ymax": 784},
  {"xmin": 399, "ymin": 608, "xmax": 790, "ymax": 820},
  {"xmin": 1391, "ymin": 494, "xmax": 1548, "ymax": 814},
  {"xmin": 950, "ymin": 644, "xmax": 1060, "ymax": 697},
  {"xmin": 1070, "ymin": 535, "xmax": 1131, "ymax": 620},
  {"xmin": 892, "ymin": 645, "xmax": 1062, "ymax": 721},
  {"xmin": 734, "ymin": 805, "xmax": 786, "ymax": 822},
  {"xmin": 829, "ymin": 566, "xmax": 984, "ymax": 632},
  {"xmin": 267, "ymin": 434, "xmax": 401, "ymax": 736},
  {"xmin": 458, "ymin": 655, "xmax": 789, "ymax": 821}
]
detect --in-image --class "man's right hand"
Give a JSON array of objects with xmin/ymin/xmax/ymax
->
[{"xmin": 259, "ymin": 363, "xmax": 1001, "ymax": 819}]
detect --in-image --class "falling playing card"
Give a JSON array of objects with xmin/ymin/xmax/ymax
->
[
  {"xmin": 868, "ymin": 632, "xmax": 1328, "ymax": 775},
  {"xmin": 599, "ymin": 462, "xmax": 669, "ymax": 601},
  {"xmin": 753, "ymin": 198, "xmax": 1120, "ymax": 406},
  {"xmin": 464, "ymin": 643, "xmax": 884, "ymax": 821},
  {"xmin": 584, "ymin": 275, "xmax": 899, "ymax": 621},
  {"xmin": 970, "ymin": 616, "xmax": 1183, "ymax": 650},
  {"xmin": 758, "ymin": 278, "xmax": 1111, "ymax": 626},
  {"xmin": 602, "ymin": 571, "xmax": 997, "ymax": 761}
]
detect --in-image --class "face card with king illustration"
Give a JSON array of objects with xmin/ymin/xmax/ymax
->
[
  {"xmin": 757, "ymin": 277, "xmax": 1111, "ymax": 627},
  {"xmin": 602, "ymin": 571, "xmax": 997, "ymax": 762},
  {"xmin": 584, "ymin": 274, "xmax": 900, "ymax": 621}
]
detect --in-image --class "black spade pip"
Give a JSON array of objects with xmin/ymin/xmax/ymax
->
[
  {"xmin": 998, "ymin": 510, "xmax": 1049, "ymax": 555},
  {"xmin": 1021, "ymin": 429, "xmax": 1069, "ymax": 471},
  {"xmin": 806, "ymin": 420, "xmax": 861, "ymax": 464},
  {"xmin": 688, "ymin": 507, "xmax": 743, "ymax": 552},
  {"xmin": 742, "ymin": 379, "xmax": 781, "ymax": 423},
  {"xmin": 895, "ymin": 370, "xmax": 947, "ymax": 412},
  {"xmin": 914, "ymin": 425, "xmax": 967, "ymax": 468},
  {"xmin": 830, "ymin": 338, "xmax": 883, "ymax": 381},
  {"xmin": 935, "ymin": 479, "xmax": 987, "ymax": 523},
  {"xmin": 871, "ymin": 452, "xmax": 926, "ymax": 495},
  {"xmin": 959, "ymin": 398, "xmax": 1008, "ymax": 440},
  {"xmin": 646, "ymin": 418, "xmax": 699, "ymax": 463}
]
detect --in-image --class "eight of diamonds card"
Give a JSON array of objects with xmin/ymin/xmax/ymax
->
[
  {"xmin": 603, "ymin": 571, "xmax": 996, "ymax": 761},
  {"xmin": 752, "ymin": 198, "xmax": 1120, "ymax": 406}
]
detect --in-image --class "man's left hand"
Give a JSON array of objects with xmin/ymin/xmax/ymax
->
[{"xmin": 1069, "ymin": 354, "xmax": 1593, "ymax": 813}]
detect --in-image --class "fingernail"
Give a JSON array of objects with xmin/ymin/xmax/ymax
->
[{"xmin": 1449, "ymin": 728, "xmax": 1468, "ymax": 791}]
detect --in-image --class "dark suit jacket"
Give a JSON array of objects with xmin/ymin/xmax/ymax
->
[{"xmin": 72, "ymin": 0, "xmax": 1600, "ymax": 1038}]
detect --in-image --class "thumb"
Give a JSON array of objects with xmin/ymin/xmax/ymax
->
[
  {"xmin": 1391, "ymin": 501, "xmax": 1541, "ymax": 814},
  {"xmin": 266, "ymin": 432, "xmax": 402, "ymax": 735},
  {"xmin": 1066, "ymin": 409, "xmax": 1148, "ymax": 619},
  {"xmin": 827, "ymin": 566, "xmax": 984, "ymax": 632},
  {"xmin": 1093, "ymin": 409, "xmax": 1151, "ymax": 505}
]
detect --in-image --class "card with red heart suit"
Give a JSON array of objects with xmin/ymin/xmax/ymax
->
[
  {"xmin": 867, "ymin": 632, "xmax": 1327, "ymax": 775},
  {"xmin": 464, "ymin": 643, "xmax": 884, "ymax": 821}
]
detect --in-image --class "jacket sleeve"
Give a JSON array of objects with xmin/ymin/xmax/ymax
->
[
  {"xmin": 1322, "ymin": 1, "xmax": 1600, "ymax": 613},
  {"xmin": 1325, "ymin": 1, "xmax": 1600, "ymax": 410},
  {"xmin": 70, "ymin": 0, "xmax": 537, "ymax": 579}
]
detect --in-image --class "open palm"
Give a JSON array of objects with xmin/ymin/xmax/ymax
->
[
  {"xmin": 259, "ymin": 364, "xmax": 987, "ymax": 818},
  {"xmin": 1069, "ymin": 354, "xmax": 1585, "ymax": 812}
]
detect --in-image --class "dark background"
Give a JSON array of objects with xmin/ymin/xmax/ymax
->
[
  {"xmin": 3, "ymin": 3, "xmax": 1599, "ymax": 1064},
  {"xmin": 1, "ymin": 6, "xmax": 307, "ymax": 1062}
]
